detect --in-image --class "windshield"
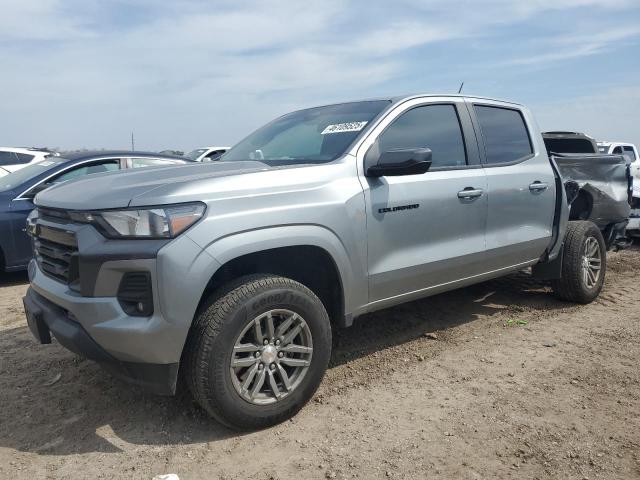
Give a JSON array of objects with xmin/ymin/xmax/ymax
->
[
  {"xmin": 184, "ymin": 149, "xmax": 207, "ymax": 160},
  {"xmin": 222, "ymin": 100, "xmax": 390, "ymax": 166},
  {"xmin": 0, "ymin": 158, "xmax": 66, "ymax": 192}
]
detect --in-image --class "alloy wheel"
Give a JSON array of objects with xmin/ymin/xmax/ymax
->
[{"xmin": 230, "ymin": 309, "xmax": 313, "ymax": 405}]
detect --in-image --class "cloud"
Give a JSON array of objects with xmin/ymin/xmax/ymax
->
[
  {"xmin": 508, "ymin": 25, "xmax": 640, "ymax": 65},
  {"xmin": 532, "ymin": 85, "xmax": 640, "ymax": 148},
  {"xmin": 0, "ymin": 0, "xmax": 638, "ymax": 150}
]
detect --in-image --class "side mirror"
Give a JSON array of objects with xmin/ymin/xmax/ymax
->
[{"xmin": 366, "ymin": 148, "xmax": 432, "ymax": 178}]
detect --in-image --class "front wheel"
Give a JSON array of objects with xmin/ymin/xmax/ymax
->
[
  {"xmin": 184, "ymin": 275, "xmax": 332, "ymax": 430},
  {"xmin": 551, "ymin": 221, "xmax": 606, "ymax": 303}
]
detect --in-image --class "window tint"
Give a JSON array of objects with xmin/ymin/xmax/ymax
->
[
  {"xmin": 14, "ymin": 153, "xmax": 35, "ymax": 164},
  {"xmin": 475, "ymin": 106, "xmax": 533, "ymax": 164},
  {"xmin": 131, "ymin": 157, "xmax": 181, "ymax": 168},
  {"xmin": 623, "ymin": 146, "xmax": 637, "ymax": 160},
  {"xmin": 52, "ymin": 160, "xmax": 120, "ymax": 183},
  {"xmin": 377, "ymin": 104, "xmax": 467, "ymax": 168},
  {"xmin": 544, "ymin": 138, "xmax": 596, "ymax": 154},
  {"xmin": 0, "ymin": 151, "xmax": 36, "ymax": 165},
  {"xmin": 613, "ymin": 146, "xmax": 623, "ymax": 154},
  {"xmin": 203, "ymin": 150, "xmax": 226, "ymax": 162},
  {"xmin": 0, "ymin": 158, "xmax": 66, "ymax": 192},
  {"xmin": 0, "ymin": 151, "xmax": 19, "ymax": 166}
]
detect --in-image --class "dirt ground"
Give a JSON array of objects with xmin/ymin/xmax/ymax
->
[{"xmin": 1, "ymin": 249, "xmax": 639, "ymax": 480}]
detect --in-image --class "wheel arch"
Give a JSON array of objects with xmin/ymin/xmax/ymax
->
[
  {"xmin": 569, "ymin": 188, "xmax": 594, "ymax": 221},
  {"xmin": 194, "ymin": 225, "xmax": 359, "ymax": 329}
]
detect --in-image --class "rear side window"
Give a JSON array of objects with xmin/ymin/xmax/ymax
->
[
  {"xmin": 474, "ymin": 106, "xmax": 533, "ymax": 164},
  {"xmin": 613, "ymin": 146, "xmax": 623, "ymax": 154},
  {"xmin": 14, "ymin": 153, "xmax": 35, "ymax": 164},
  {"xmin": 131, "ymin": 157, "xmax": 180, "ymax": 168},
  {"xmin": 0, "ymin": 151, "xmax": 33, "ymax": 166},
  {"xmin": 377, "ymin": 104, "xmax": 467, "ymax": 168}
]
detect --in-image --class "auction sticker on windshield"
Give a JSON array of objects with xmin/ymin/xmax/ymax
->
[{"xmin": 321, "ymin": 121, "xmax": 368, "ymax": 135}]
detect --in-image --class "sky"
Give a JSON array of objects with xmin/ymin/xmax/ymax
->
[{"xmin": 0, "ymin": 0, "xmax": 639, "ymax": 152}]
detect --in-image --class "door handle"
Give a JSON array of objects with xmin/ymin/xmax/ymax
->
[
  {"xmin": 529, "ymin": 181, "xmax": 548, "ymax": 192},
  {"xmin": 457, "ymin": 188, "xmax": 484, "ymax": 199}
]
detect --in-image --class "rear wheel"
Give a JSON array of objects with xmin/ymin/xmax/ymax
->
[
  {"xmin": 551, "ymin": 221, "xmax": 606, "ymax": 303},
  {"xmin": 184, "ymin": 274, "xmax": 332, "ymax": 430}
]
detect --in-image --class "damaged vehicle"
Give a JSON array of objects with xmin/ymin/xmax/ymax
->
[
  {"xmin": 597, "ymin": 141, "xmax": 640, "ymax": 238},
  {"xmin": 24, "ymin": 95, "xmax": 625, "ymax": 429},
  {"xmin": 543, "ymin": 132, "xmax": 632, "ymax": 248}
]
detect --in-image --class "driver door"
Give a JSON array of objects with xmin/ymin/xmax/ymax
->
[{"xmin": 360, "ymin": 99, "xmax": 488, "ymax": 307}]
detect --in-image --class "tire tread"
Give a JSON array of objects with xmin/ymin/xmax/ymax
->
[
  {"xmin": 551, "ymin": 221, "xmax": 605, "ymax": 303},
  {"xmin": 184, "ymin": 274, "xmax": 330, "ymax": 429}
]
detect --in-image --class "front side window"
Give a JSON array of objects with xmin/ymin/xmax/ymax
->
[
  {"xmin": 0, "ymin": 158, "xmax": 66, "ymax": 192},
  {"xmin": 376, "ymin": 104, "xmax": 467, "ymax": 168},
  {"xmin": 623, "ymin": 146, "xmax": 637, "ymax": 160},
  {"xmin": 475, "ymin": 105, "xmax": 533, "ymax": 164},
  {"xmin": 52, "ymin": 160, "xmax": 120, "ymax": 183},
  {"xmin": 223, "ymin": 100, "xmax": 390, "ymax": 166}
]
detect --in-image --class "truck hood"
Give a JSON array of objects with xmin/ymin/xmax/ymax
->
[{"xmin": 34, "ymin": 161, "xmax": 269, "ymax": 210}]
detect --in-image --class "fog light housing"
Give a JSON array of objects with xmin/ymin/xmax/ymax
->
[{"xmin": 117, "ymin": 272, "xmax": 153, "ymax": 317}]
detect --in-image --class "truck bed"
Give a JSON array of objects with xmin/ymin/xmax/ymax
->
[{"xmin": 552, "ymin": 153, "xmax": 631, "ymax": 229}]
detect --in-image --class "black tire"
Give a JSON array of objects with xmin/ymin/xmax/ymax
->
[
  {"xmin": 551, "ymin": 221, "xmax": 606, "ymax": 303},
  {"xmin": 184, "ymin": 274, "xmax": 332, "ymax": 430}
]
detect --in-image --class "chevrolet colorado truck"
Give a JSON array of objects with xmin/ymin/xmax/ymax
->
[{"xmin": 24, "ymin": 95, "xmax": 613, "ymax": 429}]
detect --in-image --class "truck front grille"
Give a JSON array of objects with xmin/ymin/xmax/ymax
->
[{"xmin": 33, "ymin": 222, "xmax": 79, "ymax": 286}]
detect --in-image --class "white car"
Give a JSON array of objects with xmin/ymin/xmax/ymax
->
[
  {"xmin": 183, "ymin": 146, "xmax": 230, "ymax": 162},
  {"xmin": 599, "ymin": 142, "xmax": 640, "ymax": 235},
  {"xmin": 0, "ymin": 147, "xmax": 58, "ymax": 177},
  {"xmin": 598, "ymin": 141, "xmax": 639, "ymax": 162}
]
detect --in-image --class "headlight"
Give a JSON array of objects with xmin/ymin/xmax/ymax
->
[{"xmin": 78, "ymin": 203, "xmax": 206, "ymax": 239}]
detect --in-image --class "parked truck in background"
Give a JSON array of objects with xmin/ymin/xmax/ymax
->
[
  {"xmin": 23, "ymin": 95, "xmax": 624, "ymax": 429},
  {"xmin": 598, "ymin": 141, "xmax": 640, "ymax": 237}
]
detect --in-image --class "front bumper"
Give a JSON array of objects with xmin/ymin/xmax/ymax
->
[
  {"xmin": 24, "ymin": 287, "xmax": 178, "ymax": 394},
  {"xmin": 25, "ymin": 212, "xmax": 222, "ymax": 394}
]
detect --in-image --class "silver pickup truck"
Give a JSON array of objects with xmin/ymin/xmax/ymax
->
[{"xmin": 24, "ymin": 95, "xmax": 617, "ymax": 429}]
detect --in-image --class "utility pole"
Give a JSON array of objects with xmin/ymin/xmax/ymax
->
[{"xmin": 131, "ymin": 131, "xmax": 135, "ymax": 151}]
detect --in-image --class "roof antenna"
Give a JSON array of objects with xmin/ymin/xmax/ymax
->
[{"xmin": 458, "ymin": 82, "xmax": 464, "ymax": 94}]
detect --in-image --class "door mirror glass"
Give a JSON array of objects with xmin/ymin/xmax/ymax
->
[{"xmin": 365, "ymin": 148, "xmax": 432, "ymax": 177}]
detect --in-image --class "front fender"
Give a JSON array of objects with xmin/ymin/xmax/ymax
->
[{"xmin": 187, "ymin": 224, "xmax": 365, "ymax": 318}]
